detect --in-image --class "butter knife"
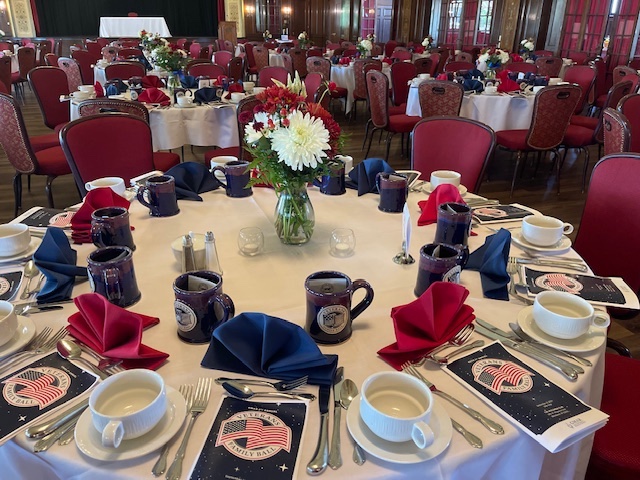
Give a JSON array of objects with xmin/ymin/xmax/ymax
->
[
  {"xmin": 307, "ymin": 385, "xmax": 330, "ymax": 475},
  {"xmin": 509, "ymin": 323, "xmax": 592, "ymax": 367},
  {"xmin": 328, "ymin": 367, "xmax": 344, "ymax": 469},
  {"xmin": 451, "ymin": 419, "xmax": 483, "ymax": 449},
  {"xmin": 33, "ymin": 417, "xmax": 78, "ymax": 452}
]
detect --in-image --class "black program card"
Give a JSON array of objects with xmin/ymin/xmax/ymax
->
[
  {"xmin": 17, "ymin": 208, "xmax": 74, "ymax": 229},
  {"xmin": 525, "ymin": 268, "xmax": 626, "ymax": 305},
  {"xmin": 190, "ymin": 397, "xmax": 307, "ymax": 480},
  {"xmin": 0, "ymin": 272, "xmax": 22, "ymax": 301},
  {"xmin": 472, "ymin": 204, "xmax": 534, "ymax": 223}
]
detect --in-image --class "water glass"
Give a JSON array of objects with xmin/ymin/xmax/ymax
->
[
  {"xmin": 330, "ymin": 228, "xmax": 356, "ymax": 257},
  {"xmin": 238, "ymin": 227, "xmax": 264, "ymax": 256}
]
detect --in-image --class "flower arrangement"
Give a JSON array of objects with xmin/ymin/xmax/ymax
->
[
  {"xmin": 149, "ymin": 42, "xmax": 188, "ymax": 72},
  {"xmin": 477, "ymin": 47, "xmax": 510, "ymax": 70},
  {"xmin": 298, "ymin": 31, "xmax": 310, "ymax": 49},
  {"xmin": 242, "ymin": 73, "xmax": 345, "ymax": 244},
  {"xmin": 421, "ymin": 35, "xmax": 433, "ymax": 50},
  {"xmin": 139, "ymin": 30, "xmax": 167, "ymax": 53},
  {"xmin": 357, "ymin": 35, "xmax": 374, "ymax": 56},
  {"xmin": 263, "ymin": 30, "xmax": 273, "ymax": 41},
  {"xmin": 520, "ymin": 38, "xmax": 535, "ymax": 58}
]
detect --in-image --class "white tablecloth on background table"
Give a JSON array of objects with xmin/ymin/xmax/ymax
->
[
  {"xmin": 406, "ymin": 85, "xmax": 536, "ymax": 131},
  {"xmin": 269, "ymin": 52, "xmax": 286, "ymax": 68},
  {"xmin": 99, "ymin": 17, "xmax": 171, "ymax": 38},
  {"xmin": 69, "ymin": 94, "xmax": 238, "ymax": 151},
  {"xmin": 0, "ymin": 187, "xmax": 604, "ymax": 480},
  {"xmin": 331, "ymin": 64, "xmax": 392, "ymax": 114}
]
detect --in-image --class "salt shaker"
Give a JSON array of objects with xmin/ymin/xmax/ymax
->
[
  {"xmin": 182, "ymin": 235, "xmax": 197, "ymax": 273},
  {"xmin": 205, "ymin": 231, "xmax": 223, "ymax": 275}
]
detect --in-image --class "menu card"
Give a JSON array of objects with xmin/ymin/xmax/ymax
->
[
  {"xmin": 0, "ymin": 353, "xmax": 98, "ymax": 445},
  {"xmin": 189, "ymin": 397, "xmax": 308, "ymax": 480},
  {"xmin": 0, "ymin": 271, "xmax": 22, "ymax": 300},
  {"xmin": 12, "ymin": 206, "xmax": 75, "ymax": 234},
  {"xmin": 522, "ymin": 267, "xmax": 640, "ymax": 309},
  {"xmin": 472, "ymin": 204, "xmax": 537, "ymax": 224},
  {"xmin": 444, "ymin": 342, "xmax": 608, "ymax": 453}
]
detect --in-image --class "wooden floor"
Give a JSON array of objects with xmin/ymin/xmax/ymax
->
[{"xmin": 1, "ymin": 89, "xmax": 638, "ymax": 356}]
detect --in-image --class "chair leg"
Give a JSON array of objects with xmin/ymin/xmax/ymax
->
[
  {"xmin": 510, "ymin": 151, "xmax": 522, "ymax": 198},
  {"xmin": 45, "ymin": 175, "xmax": 57, "ymax": 208},
  {"xmin": 554, "ymin": 148, "xmax": 563, "ymax": 195},
  {"xmin": 385, "ymin": 132, "xmax": 395, "ymax": 161},
  {"xmin": 13, "ymin": 172, "xmax": 22, "ymax": 218},
  {"xmin": 27, "ymin": 174, "xmax": 31, "ymax": 191},
  {"xmin": 362, "ymin": 119, "xmax": 372, "ymax": 150},
  {"xmin": 364, "ymin": 127, "xmax": 378, "ymax": 158},
  {"xmin": 581, "ymin": 147, "xmax": 590, "ymax": 193}
]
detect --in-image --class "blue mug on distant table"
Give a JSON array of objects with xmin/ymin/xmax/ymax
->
[
  {"xmin": 137, "ymin": 175, "xmax": 180, "ymax": 217},
  {"xmin": 211, "ymin": 161, "xmax": 253, "ymax": 198}
]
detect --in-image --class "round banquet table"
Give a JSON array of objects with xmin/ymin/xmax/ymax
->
[
  {"xmin": 0, "ymin": 187, "xmax": 604, "ymax": 480},
  {"xmin": 68, "ymin": 93, "xmax": 239, "ymax": 152},
  {"xmin": 331, "ymin": 63, "xmax": 392, "ymax": 115},
  {"xmin": 406, "ymin": 84, "xmax": 536, "ymax": 131}
]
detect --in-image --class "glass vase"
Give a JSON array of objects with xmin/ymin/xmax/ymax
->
[
  {"xmin": 485, "ymin": 68, "xmax": 497, "ymax": 80},
  {"xmin": 274, "ymin": 184, "xmax": 315, "ymax": 245},
  {"xmin": 167, "ymin": 71, "xmax": 182, "ymax": 94}
]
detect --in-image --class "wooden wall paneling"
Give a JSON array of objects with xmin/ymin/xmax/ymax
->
[
  {"xmin": 491, "ymin": 0, "xmax": 506, "ymax": 46},
  {"xmin": 413, "ymin": 0, "xmax": 433, "ymax": 42},
  {"xmin": 499, "ymin": 0, "xmax": 522, "ymax": 52},
  {"xmin": 304, "ymin": 0, "xmax": 327, "ymax": 46},
  {"xmin": 545, "ymin": 0, "xmax": 567, "ymax": 53}
]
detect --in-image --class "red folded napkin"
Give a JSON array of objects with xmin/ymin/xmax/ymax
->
[
  {"xmin": 383, "ymin": 57, "xmax": 393, "ymax": 65},
  {"xmin": 71, "ymin": 188, "xmax": 131, "ymax": 244},
  {"xmin": 141, "ymin": 75, "xmax": 164, "ymax": 89},
  {"xmin": 417, "ymin": 184, "xmax": 466, "ymax": 226},
  {"xmin": 216, "ymin": 75, "xmax": 229, "ymax": 86},
  {"xmin": 377, "ymin": 282, "xmax": 475, "ymax": 370},
  {"xmin": 436, "ymin": 73, "xmax": 448, "ymax": 81},
  {"xmin": 414, "ymin": 46, "xmax": 425, "ymax": 54},
  {"xmin": 94, "ymin": 82, "xmax": 104, "ymax": 98},
  {"xmin": 137, "ymin": 87, "xmax": 170, "ymax": 106},
  {"xmin": 339, "ymin": 57, "xmax": 350, "ymax": 65},
  {"xmin": 497, "ymin": 78, "xmax": 520, "ymax": 93},
  {"xmin": 228, "ymin": 83, "xmax": 244, "ymax": 93},
  {"xmin": 67, "ymin": 293, "xmax": 168, "ymax": 370}
]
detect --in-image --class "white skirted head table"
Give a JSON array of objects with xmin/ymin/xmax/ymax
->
[
  {"xmin": 98, "ymin": 17, "xmax": 172, "ymax": 38},
  {"xmin": 0, "ymin": 186, "xmax": 603, "ymax": 480}
]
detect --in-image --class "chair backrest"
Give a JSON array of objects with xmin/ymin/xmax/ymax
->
[
  {"xmin": 44, "ymin": 53, "xmax": 59, "ymax": 66},
  {"xmin": 189, "ymin": 42, "xmax": 201, "ymax": 58},
  {"xmin": 289, "ymin": 48, "xmax": 308, "ymax": 77},
  {"xmin": 213, "ymin": 51, "xmax": 233, "ymax": 70},
  {"xmin": 120, "ymin": 40, "xmax": 140, "ymax": 48},
  {"xmin": 258, "ymin": 66, "xmax": 289, "ymax": 87},
  {"xmin": 454, "ymin": 52, "xmax": 473, "ymax": 63},
  {"xmin": 234, "ymin": 96, "xmax": 261, "ymax": 160},
  {"xmin": 372, "ymin": 44, "xmax": 383, "ymax": 57},
  {"xmin": 104, "ymin": 61, "xmax": 146, "ymax": 81},
  {"xmin": 0, "ymin": 42, "xmax": 12, "ymax": 51},
  {"xmin": 280, "ymin": 54, "xmax": 294, "ymax": 76},
  {"xmin": 307, "ymin": 56, "xmax": 330, "ymax": 79},
  {"xmin": 85, "ymin": 40, "xmax": 102, "ymax": 57},
  {"xmin": 366, "ymin": 69, "xmax": 390, "ymax": 129},
  {"xmin": 592, "ymin": 56, "xmax": 608, "ymax": 99},
  {"xmin": 16, "ymin": 47, "xmax": 36, "ymax": 79},
  {"xmin": 354, "ymin": 59, "xmax": 382, "ymax": 99},
  {"xmin": 602, "ymin": 108, "xmax": 631, "ymax": 156},
  {"xmin": 224, "ymin": 40, "xmax": 234, "ymax": 53},
  {"xmin": 118, "ymin": 47, "xmax": 142, "ymax": 59},
  {"xmin": 417, "ymin": 80, "xmax": 464, "ymax": 118},
  {"xmin": 57, "ymin": 57, "xmax": 83, "ymax": 92},
  {"xmin": 341, "ymin": 41, "xmax": 355, "ymax": 48},
  {"xmin": 199, "ymin": 46, "xmax": 210, "ymax": 59},
  {"xmin": 71, "ymin": 50, "xmax": 98, "ymax": 84},
  {"xmin": 526, "ymin": 84, "xmax": 581, "ymax": 149},
  {"xmin": 534, "ymin": 50, "xmax": 554, "ymax": 57},
  {"xmin": 410, "ymin": 116, "xmax": 496, "ymax": 192},
  {"xmin": 343, "ymin": 48, "xmax": 358, "ymax": 57},
  {"xmin": 253, "ymin": 46, "xmax": 269, "ymax": 71},
  {"xmin": 304, "ymin": 72, "xmax": 324, "ymax": 103},
  {"xmin": 391, "ymin": 50, "xmax": 412, "ymax": 61},
  {"xmin": 508, "ymin": 62, "xmax": 538, "ymax": 74},
  {"xmin": 594, "ymin": 80, "xmax": 633, "ymax": 143},
  {"xmin": 574, "ymin": 153, "xmax": 640, "ymax": 292},
  {"xmin": 534, "ymin": 56, "xmax": 562, "ymax": 77},
  {"xmin": 60, "ymin": 113, "xmax": 157, "ymax": 194},
  {"xmin": 426, "ymin": 53, "xmax": 440, "ymax": 76},
  {"xmin": 435, "ymin": 48, "xmax": 450, "ymax": 74},
  {"xmin": 414, "ymin": 57, "xmax": 433, "ymax": 75},
  {"xmin": 0, "ymin": 56, "xmax": 11, "ymax": 93},
  {"xmin": 227, "ymin": 56, "xmax": 245, "ymax": 82},
  {"xmin": 618, "ymin": 93, "xmax": 640, "ymax": 152},
  {"xmin": 443, "ymin": 60, "xmax": 475, "ymax": 73},
  {"xmin": 307, "ymin": 48, "xmax": 323, "ymax": 58},
  {"xmin": 613, "ymin": 65, "xmax": 640, "ymax": 91},
  {"xmin": 36, "ymin": 41, "xmax": 52, "ymax": 66},
  {"xmin": 187, "ymin": 63, "xmax": 225, "ymax": 78},
  {"xmin": 245, "ymin": 42, "xmax": 256, "ymax": 69},
  {"xmin": 77, "ymin": 98, "xmax": 150, "ymax": 123},
  {"xmin": 0, "ymin": 93, "xmax": 38, "ymax": 174},
  {"xmin": 629, "ymin": 58, "xmax": 640, "ymax": 69},
  {"xmin": 264, "ymin": 41, "xmax": 277, "ymax": 50},
  {"xmin": 563, "ymin": 65, "xmax": 597, "ymax": 114},
  {"xmin": 176, "ymin": 38, "xmax": 187, "ymax": 48},
  {"xmin": 185, "ymin": 58, "xmax": 210, "ymax": 72},
  {"xmin": 27, "ymin": 67, "xmax": 70, "ymax": 129},
  {"xmin": 568, "ymin": 51, "xmax": 588, "ymax": 65},
  {"xmin": 390, "ymin": 61, "xmax": 417, "ymax": 106},
  {"xmin": 384, "ymin": 41, "xmax": 398, "ymax": 58}
]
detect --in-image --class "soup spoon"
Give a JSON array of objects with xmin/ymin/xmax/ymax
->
[
  {"xmin": 222, "ymin": 380, "xmax": 316, "ymax": 401},
  {"xmin": 340, "ymin": 379, "xmax": 365, "ymax": 465}
]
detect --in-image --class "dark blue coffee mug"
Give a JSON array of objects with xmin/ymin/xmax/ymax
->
[
  {"xmin": 137, "ymin": 175, "xmax": 180, "ymax": 217},
  {"xmin": 87, "ymin": 246, "xmax": 141, "ymax": 307},
  {"xmin": 376, "ymin": 173, "xmax": 408, "ymax": 213},
  {"xmin": 91, "ymin": 207, "xmax": 135, "ymax": 251},
  {"xmin": 434, "ymin": 202, "xmax": 472, "ymax": 246},
  {"xmin": 211, "ymin": 161, "xmax": 253, "ymax": 198},
  {"xmin": 315, "ymin": 160, "xmax": 346, "ymax": 195},
  {"xmin": 414, "ymin": 243, "xmax": 468, "ymax": 297}
]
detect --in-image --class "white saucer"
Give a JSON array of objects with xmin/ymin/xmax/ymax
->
[
  {"xmin": 482, "ymin": 91, "xmax": 500, "ymax": 96},
  {"xmin": 174, "ymin": 103, "xmax": 196, "ymax": 108},
  {"xmin": 0, "ymin": 237, "xmax": 42, "ymax": 264},
  {"xmin": 0, "ymin": 316, "xmax": 36, "ymax": 359},
  {"xmin": 75, "ymin": 386, "xmax": 186, "ymax": 461},
  {"xmin": 346, "ymin": 394, "xmax": 452, "ymax": 464},
  {"xmin": 423, "ymin": 183, "xmax": 468, "ymax": 196},
  {"xmin": 121, "ymin": 190, "xmax": 136, "ymax": 202},
  {"xmin": 511, "ymin": 229, "xmax": 572, "ymax": 254},
  {"xmin": 517, "ymin": 306, "xmax": 605, "ymax": 353}
]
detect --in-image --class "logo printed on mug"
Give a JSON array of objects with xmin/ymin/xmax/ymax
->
[{"xmin": 316, "ymin": 304, "xmax": 350, "ymax": 334}]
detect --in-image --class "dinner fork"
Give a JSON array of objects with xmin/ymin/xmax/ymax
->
[
  {"xmin": 166, "ymin": 378, "xmax": 212, "ymax": 480},
  {"xmin": 510, "ymin": 255, "xmax": 588, "ymax": 272},
  {"xmin": 0, "ymin": 326, "xmax": 67, "ymax": 376},
  {"xmin": 417, "ymin": 324, "xmax": 474, "ymax": 365},
  {"xmin": 213, "ymin": 375, "xmax": 308, "ymax": 391},
  {"xmin": 402, "ymin": 362, "xmax": 504, "ymax": 435},
  {"xmin": 152, "ymin": 384, "xmax": 193, "ymax": 477}
]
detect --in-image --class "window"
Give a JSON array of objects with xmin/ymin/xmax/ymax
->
[
  {"xmin": 439, "ymin": 0, "xmax": 463, "ymax": 45},
  {"xmin": 476, "ymin": 0, "xmax": 493, "ymax": 45}
]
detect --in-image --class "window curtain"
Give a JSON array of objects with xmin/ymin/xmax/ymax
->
[
  {"xmin": 607, "ymin": 0, "xmax": 640, "ymax": 68},
  {"xmin": 33, "ymin": 0, "xmax": 220, "ymax": 37},
  {"xmin": 30, "ymin": 0, "xmax": 40, "ymax": 35}
]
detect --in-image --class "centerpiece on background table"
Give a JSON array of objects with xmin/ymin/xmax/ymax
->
[
  {"xmin": 263, "ymin": 30, "xmax": 273, "ymax": 42},
  {"xmin": 298, "ymin": 31, "xmax": 310, "ymax": 49},
  {"xmin": 149, "ymin": 41, "xmax": 188, "ymax": 92},
  {"xmin": 357, "ymin": 34, "xmax": 375, "ymax": 57},
  {"xmin": 243, "ymin": 73, "xmax": 345, "ymax": 245},
  {"xmin": 520, "ymin": 38, "xmax": 535, "ymax": 61},
  {"xmin": 477, "ymin": 47, "xmax": 510, "ymax": 80},
  {"xmin": 422, "ymin": 35, "xmax": 433, "ymax": 51},
  {"xmin": 139, "ymin": 30, "xmax": 166, "ymax": 54}
]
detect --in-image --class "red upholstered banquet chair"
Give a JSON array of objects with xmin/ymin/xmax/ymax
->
[
  {"xmin": 443, "ymin": 61, "xmax": 474, "ymax": 73},
  {"xmin": 96, "ymin": 38, "xmax": 109, "ymax": 48},
  {"xmin": 564, "ymin": 65, "xmax": 597, "ymax": 114},
  {"xmin": 495, "ymin": 84, "xmax": 581, "ymax": 196},
  {"xmin": 189, "ymin": 42, "xmax": 201, "ymax": 58},
  {"xmin": 307, "ymin": 48, "xmax": 323, "ymax": 58},
  {"xmin": 77, "ymin": 99, "xmax": 150, "ymax": 123},
  {"xmin": 593, "ymin": 66, "xmax": 640, "ymax": 113},
  {"xmin": 127, "ymin": 12, "xmax": 138, "ymax": 17},
  {"xmin": 602, "ymin": 108, "xmax": 631, "ymax": 156},
  {"xmin": 390, "ymin": 61, "xmax": 417, "ymax": 107},
  {"xmin": 0, "ymin": 56, "xmax": 11, "ymax": 93},
  {"xmin": 120, "ymin": 40, "xmax": 140, "ymax": 48},
  {"xmin": 508, "ymin": 62, "xmax": 538, "ymax": 74},
  {"xmin": 57, "ymin": 57, "xmax": 83, "ymax": 92},
  {"xmin": 414, "ymin": 57, "xmax": 432, "ymax": 75},
  {"xmin": 289, "ymin": 48, "xmax": 308, "ymax": 77},
  {"xmin": 263, "ymin": 41, "xmax": 277, "ymax": 50},
  {"xmin": 390, "ymin": 50, "xmax": 412, "ymax": 62},
  {"xmin": 352, "ymin": 58, "xmax": 382, "ymax": 118},
  {"xmin": 104, "ymin": 61, "xmax": 146, "ymax": 81},
  {"xmin": 245, "ymin": 43, "xmax": 258, "ymax": 79},
  {"xmin": 258, "ymin": 66, "xmax": 289, "ymax": 87},
  {"xmin": 618, "ymin": 93, "xmax": 640, "ymax": 152},
  {"xmin": 252, "ymin": 46, "xmax": 269, "ymax": 72},
  {"xmin": 35, "ymin": 40, "xmax": 52, "ymax": 66},
  {"xmin": 28, "ymin": 67, "xmax": 70, "ymax": 133},
  {"xmin": 342, "ymin": 48, "xmax": 358, "ymax": 58},
  {"xmin": 185, "ymin": 58, "xmax": 210, "ymax": 73},
  {"xmin": 363, "ymin": 69, "xmax": 420, "ymax": 160},
  {"xmin": 534, "ymin": 50, "xmax": 554, "ymax": 57},
  {"xmin": 427, "ymin": 53, "xmax": 440, "ymax": 76},
  {"xmin": 417, "ymin": 80, "xmax": 464, "ymax": 118},
  {"xmin": 118, "ymin": 48, "xmax": 142, "ymax": 59},
  {"xmin": 187, "ymin": 63, "xmax": 225, "ymax": 79},
  {"xmin": 280, "ymin": 54, "xmax": 293, "ymax": 76},
  {"xmin": 44, "ymin": 53, "xmax": 59, "ymax": 66},
  {"xmin": 411, "ymin": 117, "xmax": 495, "ymax": 192},
  {"xmin": 568, "ymin": 52, "xmax": 588, "ymax": 65},
  {"xmin": 85, "ymin": 40, "xmax": 102, "ymax": 57},
  {"xmin": 11, "ymin": 46, "xmax": 36, "ymax": 100},
  {"xmin": 304, "ymin": 72, "xmax": 323, "ymax": 103},
  {"xmin": 199, "ymin": 46, "xmax": 211, "ymax": 59},
  {"xmin": 454, "ymin": 52, "xmax": 473, "ymax": 63},
  {"xmin": 213, "ymin": 51, "xmax": 233, "ymax": 73},
  {"xmin": 384, "ymin": 41, "xmax": 398, "ymax": 58},
  {"xmin": 534, "ymin": 56, "xmax": 562, "ymax": 77},
  {"xmin": 227, "ymin": 56, "xmax": 245, "ymax": 82},
  {"xmin": 223, "ymin": 40, "xmax": 235, "ymax": 53},
  {"xmin": 0, "ymin": 93, "xmax": 71, "ymax": 216},
  {"xmin": 306, "ymin": 56, "xmax": 347, "ymax": 113},
  {"xmin": 60, "ymin": 113, "xmax": 180, "ymax": 196},
  {"xmin": 71, "ymin": 49, "xmax": 99, "ymax": 84}
]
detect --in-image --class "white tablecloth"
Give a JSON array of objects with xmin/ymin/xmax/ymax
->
[
  {"xmin": 99, "ymin": 17, "xmax": 171, "ymax": 38},
  {"xmin": 406, "ymin": 85, "xmax": 536, "ymax": 131},
  {"xmin": 69, "ymin": 93, "xmax": 238, "ymax": 151},
  {"xmin": 330, "ymin": 64, "xmax": 392, "ymax": 114},
  {"xmin": 0, "ymin": 188, "xmax": 603, "ymax": 480}
]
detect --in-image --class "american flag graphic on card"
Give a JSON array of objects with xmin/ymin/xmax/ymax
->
[{"xmin": 190, "ymin": 397, "xmax": 307, "ymax": 480}]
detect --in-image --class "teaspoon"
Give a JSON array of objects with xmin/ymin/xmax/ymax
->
[
  {"xmin": 20, "ymin": 260, "xmax": 39, "ymax": 300},
  {"xmin": 222, "ymin": 381, "xmax": 316, "ymax": 401},
  {"xmin": 56, "ymin": 338, "xmax": 107, "ymax": 379},
  {"xmin": 339, "ymin": 379, "xmax": 365, "ymax": 465}
]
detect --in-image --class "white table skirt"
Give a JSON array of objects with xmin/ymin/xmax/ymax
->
[
  {"xmin": 331, "ymin": 64, "xmax": 392, "ymax": 114},
  {"xmin": 0, "ymin": 188, "xmax": 603, "ymax": 480},
  {"xmin": 99, "ymin": 17, "xmax": 171, "ymax": 38},
  {"xmin": 406, "ymin": 85, "xmax": 536, "ymax": 131},
  {"xmin": 269, "ymin": 52, "xmax": 286, "ymax": 68},
  {"xmin": 69, "ymin": 94, "xmax": 238, "ymax": 151}
]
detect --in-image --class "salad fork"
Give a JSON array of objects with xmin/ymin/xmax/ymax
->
[
  {"xmin": 0, "ymin": 326, "xmax": 67, "ymax": 376},
  {"xmin": 214, "ymin": 375, "xmax": 308, "ymax": 391},
  {"xmin": 417, "ymin": 324, "xmax": 474, "ymax": 365},
  {"xmin": 166, "ymin": 378, "xmax": 212, "ymax": 480}
]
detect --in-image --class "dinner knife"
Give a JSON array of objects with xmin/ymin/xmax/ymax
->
[
  {"xmin": 475, "ymin": 325, "xmax": 579, "ymax": 380},
  {"xmin": 509, "ymin": 323, "xmax": 593, "ymax": 367},
  {"xmin": 476, "ymin": 318, "xmax": 584, "ymax": 374},
  {"xmin": 307, "ymin": 384, "xmax": 331, "ymax": 475},
  {"xmin": 328, "ymin": 367, "xmax": 344, "ymax": 469},
  {"xmin": 25, "ymin": 399, "xmax": 88, "ymax": 439}
]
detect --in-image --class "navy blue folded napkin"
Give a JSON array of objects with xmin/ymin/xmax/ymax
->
[
  {"xmin": 463, "ymin": 79, "xmax": 484, "ymax": 92},
  {"xmin": 465, "ymin": 228, "xmax": 511, "ymax": 301},
  {"xmin": 194, "ymin": 87, "xmax": 218, "ymax": 105},
  {"xmin": 179, "ymin": 73, "xmax": 198, "ymax": 89},
  {"xmin": 462, "ymin": 68, "xmax": 485, "ymax": 80},
  {"xmin": 104, "ymin": 79, "xmax": 127, "ymax": 96},
  {"xmin": 33, "ymin": 228, "xmax": 88, "ymax": 304},
  {"xmin": 346, "ymin": 158, "xmax": 395, "ymax": 196},
  {"xmin": 201, "ymin": 312, "xmax": 338, "ymax": 386},
  {"xmin": 137, "ymin": 54, "xmax": 153, "ymax": 71},
  {"xmin": 165, "ymin": 162, "xmax": 220, "ymax": 201}
]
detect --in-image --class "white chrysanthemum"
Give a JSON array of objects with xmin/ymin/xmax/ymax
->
[
  {"xmin": 270, "ymin": 110, "xmax": 330, "ymax": 171},
  {"xmin": 422, "ymin": 37, "xmax": 431, "ymax": 47},
  {"xmin": 361, "ymin": 39, "xmax": 373, "ymax": 51},
  {"xmin": 244, "ymin": 111, "xmax": 272, "ymax": 144},
  {"xmin": 524, "ymin": 41, "xmax": 534, "ymax": 51}
]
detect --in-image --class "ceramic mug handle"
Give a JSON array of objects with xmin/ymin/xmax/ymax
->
[
  {"xmin": 562, "ymin": 223, "xmax": 574, "ymax": 235},
  {"xmin": 207, "ymin": 293, "xmax": 236, "ymax": 329},
  {"xmin": 103, "ymin": 267, "xmax": 123, "ymax": 304},
  {"xmin": 211, "ymin": 166, "xmax": 228, "ymax": 187},
  {"xmin": 136, "ymin": 186, "xmax": 154, "ymax": 211},
  {"xmin": 411, "ymin": 421, "xmax": 435, "ymax": 449},
  {"xmin": 592, "ymin": 311, "xmax": 610, "ymax": 329},
  {"xmin": 102, "ymin": 420, "xmax": 124, "ymax": 448},
  {"xmin": 349, "ymin": 279, "xmax": 374, "ymax": 321}
]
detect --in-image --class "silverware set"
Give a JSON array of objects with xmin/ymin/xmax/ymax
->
[{"xmin": 0, "ymin": 326, "xmax": 68, "ymax": 376}]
